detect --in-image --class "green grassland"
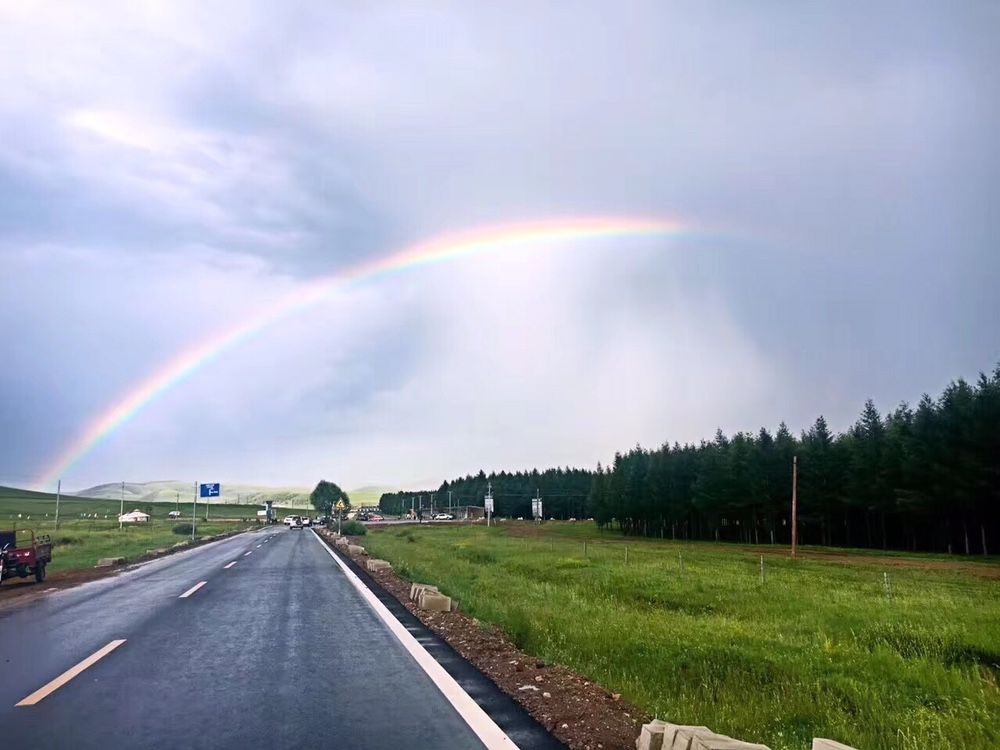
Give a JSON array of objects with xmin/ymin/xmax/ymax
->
[
  {"xmin": 0, "ymin": 485, "xmax": 277, "ymax": 575},
  {"xmin": 364, "ymin": 522, "xmax": 1000, "ymax": 750}
]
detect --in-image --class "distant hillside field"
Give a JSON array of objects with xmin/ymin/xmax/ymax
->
[
  {"xmin": 73, "ymin": 481, "xmax": 396, "ymax": 509},
  {"xmin": 75, "ymin": 480, "xmax": 313, "ymax": 507}
]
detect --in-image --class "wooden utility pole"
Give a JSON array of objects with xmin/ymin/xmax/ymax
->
[{"xmin": 791, "ymin": 455, "xmax": 798, "ymax": 558}]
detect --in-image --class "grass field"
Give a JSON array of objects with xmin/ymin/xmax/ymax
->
[
  {"xmin": 0, "ymin": 485, "xmax": 275, "ymax": 575},
  {"xmin": 364, "ymin": 522, "xmax": 1000, "ymax": 750}
]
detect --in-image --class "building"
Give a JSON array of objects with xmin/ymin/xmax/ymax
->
[{"xmin": 119, "ymin": 509, "xmax": 151, "ymax": 524}]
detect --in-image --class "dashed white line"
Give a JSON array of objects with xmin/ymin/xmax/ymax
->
[
  {"xmin": 179, "ymin": 581, "xmax": 207, "ymax": 598},
  {"xmin": 243, "ymin": 551, "xmax": 252, "ymax": 557},
  {"xmin": 224, "ymin": 561, "xmax": 237, "ymax": 569},
  {"xmin": 256, "ymin": 544, "xmax": 262, "ymax": 548},
  {"xmin": 16, "ymin": 639, "xmax": 127, "ymax": 706}
]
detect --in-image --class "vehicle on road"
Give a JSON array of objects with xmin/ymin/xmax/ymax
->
[
  {"xmin": 0, "ymin": 529, "xmax": 52, "ymax": 585},
  {"xmin": 367, "ymin": 514, "xmax": 384, "ymax": 522},
  {"xmin": 168, "ymin": 510, "xmax": 182, "ymax": 519},
  {"xmin": 283, "ymin": 516, "xmax": 299, "ymax": 526},
  {"xmin": 301, "ymin": 517, "xmax": 312, "ymax": 527},
  {"xmin": 433, "ymin": 513, "xmax": 454, "ymax": 520}
]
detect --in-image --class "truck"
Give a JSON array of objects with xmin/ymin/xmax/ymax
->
[{"xmin": 0, "ymin": 529, "xmax": 53, "ymax": 585}]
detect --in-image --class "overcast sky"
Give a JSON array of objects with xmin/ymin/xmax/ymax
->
[{"xmin": 1, "ymin": 1, "xmax": 997, "ymax": 492}]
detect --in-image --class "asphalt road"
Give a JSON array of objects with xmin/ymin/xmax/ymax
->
[{"xmin": 0, "ymin": 527, "xmax": 497, "ymax": 749}]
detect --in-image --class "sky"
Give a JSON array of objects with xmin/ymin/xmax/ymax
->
[{"xmin": 1, "ymin": 1, "xmax": 997, "ymax": 492}]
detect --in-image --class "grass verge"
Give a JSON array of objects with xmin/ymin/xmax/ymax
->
[{"xmin": 364, "ymin": 522, "xmax": 1000, "ymax": 750}]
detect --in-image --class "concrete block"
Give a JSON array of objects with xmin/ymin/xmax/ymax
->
[
  {"xmin": 334, "ymin": 537, "xmax": 349, "ymax": 548},
  {"xmin": 636, "ymin": 719, "xmax": 667, "ymax": 750},
  {"xmin": 691, "ymin": 736, "xmax": 770, "ymax": 750},
  {"xmin": 347, "ymin": 544, "xmax": 366, "ymax": 555},
  {"xmin": 95, "ymin": 557, "xmax": 125, "ymax": 567},
  {"xmin": 812, "ymin": 741, "xmax": 858, "ymax": 750},
  {"xmin": 366, "ymin": 559, "xmax": 391, "ymax": 571},
  {"xmin": 670, "ymin": 729, "xmax": 726, "ymax": 750},
  {"xmin": 410, "ymin": 582, "xmax": 439, "ymax": 601},
  {"xmin": 418, "ymin": 591, "xmax": 452, "ymax": 612},
  {"xmin": 660, "ymin": 726, "xmax": 710, "ymax": 750}
]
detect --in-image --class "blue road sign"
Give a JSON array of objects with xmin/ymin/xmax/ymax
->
[{"xmin": 199, "ymin": 483, "xmax": 221, "ymax": 498}]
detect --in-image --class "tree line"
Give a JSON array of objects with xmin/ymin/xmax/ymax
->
[
  {"xmin": 590, "ymin": 367, "xmax": 999, "ymax": 554},
  {"xmin": 378, "ymin": 365, "xmax": 998, "ymax": 555}
]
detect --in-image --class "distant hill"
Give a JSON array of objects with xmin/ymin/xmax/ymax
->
[
  {"xmin": 72, "ymin": 481, "xmax": 398, "ymax": 509},
  {"xmin": 346, "ymin": 486, "xmax": 396, "ymax": 507},
  {"xmin": 75, "ymin": 480, "xmax": 312, "ymax": 507}
]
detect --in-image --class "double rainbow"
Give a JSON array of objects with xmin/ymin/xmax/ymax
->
[{"xmin": 36, "ymin": 216, "xmax": 689, "ymax": 488}]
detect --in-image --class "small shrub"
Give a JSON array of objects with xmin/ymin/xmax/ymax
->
[
  {"xmin": 172, "ymin": 523, "xmax": 194, "ymax": 536},
  {"xmin": 54, "ymin": 534, "xmax": 83, "ymax": 546},
  {"xmin": 339, "ymin": 520, "xmax": 367, "ymax": 536}
]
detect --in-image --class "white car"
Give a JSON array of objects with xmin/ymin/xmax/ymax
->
[
  {"xmin": 301, "ymin": 517, "xmax": 312, "ymax": 527},
  {"xmin": 433, "ymin": 513, "xmax": 454, "ymax": 520}
]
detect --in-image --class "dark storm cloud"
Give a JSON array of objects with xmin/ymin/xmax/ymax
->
[{"xmin": 0, "ymin": 1, "xmax": 996, "ymax": 488}]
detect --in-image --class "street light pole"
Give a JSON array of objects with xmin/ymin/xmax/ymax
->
[{"xmin": 119, "ymin": 481, "xmax": 124, "ymax": 530}]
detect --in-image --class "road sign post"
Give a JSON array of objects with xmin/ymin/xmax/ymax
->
[{"xmin": 197, "ymin": 484, "xmax": 220, "ymax": 538}]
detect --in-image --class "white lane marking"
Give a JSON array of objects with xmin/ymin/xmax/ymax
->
[
  {"xmin": 309, "ymin": 529, "xmax": 517, "ymax": 750},
  {"xmin": 179, "ymin": 581, "xmax": 207, "ymax": 598},
  {"xmin": 224, "ymin": 561, "xmax": 237, "ymax": 569},
  {"xmin": 243, "ymin": 551, "xmax": 252, "ymax": 556},
  {"xmin": 256, "ymin": 544, "xmax": 262, "ymax": 548},
  {"xmin": 17, "ymin": 639, "xmax": 127, "ymax": 706}
]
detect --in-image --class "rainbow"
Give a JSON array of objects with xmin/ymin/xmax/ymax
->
[{"xmin": 36, "ymin": 216, "xmax": 689, "ymax": 488}]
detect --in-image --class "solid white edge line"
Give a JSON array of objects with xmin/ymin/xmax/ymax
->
[
  {"xmin": 16, "ymin": 639, "xmax": 127, "ymax": 706},
  {"xmin": 224, "ymin": 561, "xmax": 237, "ymax": 569},
  {"xmin": 309, "ymin": 529, "xmax": 517, "ymax": 750},
  {"xmin": 179, "ymin": 581, "xmax": 207, "ymax": 598}
]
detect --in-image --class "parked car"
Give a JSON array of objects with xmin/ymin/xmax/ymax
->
[{"xmin": 301, "ymin": 517, "xmax": 312, "ymax": 527}]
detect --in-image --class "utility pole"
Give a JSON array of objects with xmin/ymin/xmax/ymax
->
[
  {"xmin": 448, "ymin": 490, "xmax": 452, "ymax": 514},
  {"xmin": 119, "ymin": 480, "xmax": 125, "ymax": 530},
  {"xmin": 55, "ymin": 479, "xmax": 61, "ymax": 530},
  {"xmin": 486, "ymin": 482, "xmax": 493, "ymax": 527},
  {"xmin": 791, "ymin": 455, "xmax": 798, "ymax": 558},
  {"xmin": 192, "ymin": 481, "xmax": 197, "ymax": 541},
  {"xmin": 175, "ymin": 492, "xmax": 180, "ymax": 514}
]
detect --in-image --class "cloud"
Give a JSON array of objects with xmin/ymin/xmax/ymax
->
[{"xmin": 0, "ymin": 1, "xmax": 997, "ymax": 489}]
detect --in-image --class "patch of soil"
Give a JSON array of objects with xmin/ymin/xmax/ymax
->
[{"xmin": 321, "ymin": 529, "xmax": 646, "ymax": 750}]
